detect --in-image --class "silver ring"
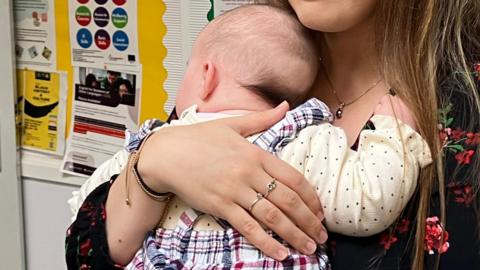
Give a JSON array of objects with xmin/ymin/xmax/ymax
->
[
  {"xmin": 263, "ymin": 179, "xmax": 277, "ymax": 199},
  {"xmin": 248, "ymin": 193, "xmax": 264, "ymax": 212}
]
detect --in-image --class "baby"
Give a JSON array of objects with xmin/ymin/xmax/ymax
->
[{"xmin": 69, "ymin": 4, "xmax": 432, "ymax": 269}]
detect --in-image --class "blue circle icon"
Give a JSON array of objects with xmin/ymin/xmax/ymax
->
[
  {"xmin": 76, "ymin": 28, "xmax": 92, "ymax": 48},
  {"xmin": 112, "ymin": 31, "xmax": 129, "ymax": 51}
]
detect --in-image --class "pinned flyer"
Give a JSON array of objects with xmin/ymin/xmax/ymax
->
[
  {"xmin": 18, "ymin": 69, "xmax": 67, "ymax": 155},
  {"xmin": 14, "ymin": 0, "xmax": 57, "ymax": 69},
  {"xmin": 68, "ymin": 0, "xmax": 139, "ymax": 71},
  {"xmin": 61, "ymin": 66, "xmax": 141, "ymax": 177}
]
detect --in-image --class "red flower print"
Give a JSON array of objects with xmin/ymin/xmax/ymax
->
[
  {"xmin": 329, "ymin": 240, "xmax": 337, "ymax": 257},
  {"xmin": 425, "ymin": 216, "xmax": 449, "ymax": 255},
  {"xmin": 455, "ymin": 150, "xmax": 475, "ymax": 164},
  {"xmin": 379, "ymin": 232, "xmax": 398, "ymax": 250},
  {"xmin": 80, "ymin": 202, "xmax": 94, "ymax": 213},
  {"xmin": 396, "ymin": 219, "xmax": 410, "ymax": 234},
  {"xmin": 100, "ymin": 204, "xmax": 106, "ymax": 220},
  {"xmin": 448, "ymin": 182, "xmax": 474, "ymax": 207},
  {"xmin": 465, "ymin": 132, "xmax": 480, "ymax": 145},
  {"xmin": 475, "ymin": 63, "xmax": 480, "ymax": 81},
  {"xmin": 79, "ymin": 238, "xmax": 93, "ymax": 257},
  {"xmin": 80, "ymin": 264, "xmax": 91, "ymax": 270},
  {"xmin": 439, "ymin": 130, "xmax": 448, "ymax": 143},
  {"xmin": 450, "ymin": 128, "xmax": 465, "ymax": 140}
]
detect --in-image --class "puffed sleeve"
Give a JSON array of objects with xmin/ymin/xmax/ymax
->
[{"xmin": 278, "ymin": 115, "xmax": 432, "ymax": 236}]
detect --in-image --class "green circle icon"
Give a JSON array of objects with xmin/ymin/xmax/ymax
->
[
  {"xmin": 75, "ymin": 6, "xmax": 92, "ymax": 26},
  {"xmin": 112, "ymin": 8, "xmax": 128, "ymax": 28}
]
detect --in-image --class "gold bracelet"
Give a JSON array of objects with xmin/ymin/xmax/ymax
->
[{"xmin": 125, "ymin": 132, "xmax": 173, "ymax": 206}]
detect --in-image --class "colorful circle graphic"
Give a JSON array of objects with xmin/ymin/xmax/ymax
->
[
  {"xmin": 93, "ymin": 7, "xmax": 109, "ymax": 27},
  {"xmin": 94, "ymin": 29, "xmax": 111, "ymax": 50},
  {"xmin": 77, "ymin": 0, "xmax": 89, "ymax": 4},
  {"xmin": 76, "ymin": 28, "xmax": 92, "ymax": 48},
  {"xmin": 75, "ymin": 6, "xmax": 91, "ymax": 26},
  {"xmin": 112, "ymin": 8, "xmax": 128, "ymax": 28},
  {"xmin": 112, "ymin": 31, "xmax": 129, "ymax": 51},
  {"xmin": 95, "ymin": 0, "xmax": 108, "ymax": 5},
  {"xmin": 113, "ymin": 0, "xmax": 126, "ymax": 5}
]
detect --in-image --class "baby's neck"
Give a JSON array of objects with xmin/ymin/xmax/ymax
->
[{"xmin": 215, "ymin": 109, "xmax": 257, "ymax": 115}]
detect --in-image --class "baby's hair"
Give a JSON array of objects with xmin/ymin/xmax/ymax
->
[{"xmin": 199, "ymin": 4, "xmax": 318, "ymax": 106}]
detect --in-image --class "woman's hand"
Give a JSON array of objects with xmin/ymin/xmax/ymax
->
[{"xmin": 138, "ymin": 102, "xmax": 328, "ymax": 260}]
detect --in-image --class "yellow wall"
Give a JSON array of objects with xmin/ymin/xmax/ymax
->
[{"xmin": 54, "ymin": 1, "xmax": 169, "ymax": 137}]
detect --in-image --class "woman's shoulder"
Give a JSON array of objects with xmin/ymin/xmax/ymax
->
[{"xmin": 373, "ymin": 92, "xmax": 417, "ymax": 131}]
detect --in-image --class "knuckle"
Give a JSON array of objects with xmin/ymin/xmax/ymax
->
[
  {"xmin": 283, "ymin": 190, "xmax": 300, "ymax": 209},
  {"xmin": 263, "ymin": 207, "xmax": 282, "ymax": 225},
  {"xmin": 240, "ymin": 219, "xmax": 258, "ymax": 237},
  {"xmin": 209, "ymin": 197, "xmax": 227, "ymax": 218},
  {"xmin": 290, "ymin": 173, "xmax": 306, "ymax": 189},
  {"xmin": 306, "ymin": 219, "xmax": 322, "ymax": 233},
  {"xmin": 262, "ymin": 242, "xmax": 278, "ymax": 257},
  {"xmin": 243, "ymin": 147, "xmax": 263, "ymax": 163},
  {"xmin": 229, "ymin": 161, "xmax": 250, "ymax": 179}
]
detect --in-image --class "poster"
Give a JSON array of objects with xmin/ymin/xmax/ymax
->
[
  {"xmin": 68, "ymin": 0, "xmax": 139, "ymax": 71},
  {"xmin": 18, "ymin": 69, "xmax": 67, "ymax": 155},
  {"xmin": 14, "ymin": 0, "xmax": 56, "ymax": 69},
  {"xmin": 162, "ymin": 0, "xmax": 251, "ymax": 113},
  {"xmin": 61, "ymin": 67, "xmax": 141, "ymax": 176}
]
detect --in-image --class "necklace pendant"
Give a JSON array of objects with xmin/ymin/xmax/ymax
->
[
  {"xmin": 335, "ymin": 103, "xmax": 345, "ymax": 119},
  {"xmin": 335, "ymin": 108, "xmax": 343, "ymax": 119}
]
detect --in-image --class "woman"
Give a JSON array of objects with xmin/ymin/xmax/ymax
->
[{"xmin": 66, "ymin": 0, "xmax": 480, "ymax": 269}]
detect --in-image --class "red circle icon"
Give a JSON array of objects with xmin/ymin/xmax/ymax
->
[
  {"xmin": 113, "ymin": 0, "xmax": 126, "ymax": 5},
  {"xmin": 75, "ymin": 6, "xmax": 91, "ymax": 26},
  {"xmin": 94, "ymin": 29, "xmax": 111, "ymax": 50}
]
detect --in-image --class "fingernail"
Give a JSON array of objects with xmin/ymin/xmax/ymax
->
[
  {"xmin": 276, "ymin": 101, "xmax": 288, "ymax": 109},
  {"xmin": 316, "ymin": 211, "xmax": 324, "ymax": 221},
  {"xmin": 306, "ymin": 241, "xmax": 317, "ymax": 254},
  {"xmin": 277, "ymin": 248, "xmax": 288, "ymax": 260}
]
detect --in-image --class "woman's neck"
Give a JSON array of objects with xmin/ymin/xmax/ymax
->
[
  {"xmin": 312, "ymin": 15, "xmax": 390, "ymax": 146},
  {"xmin": 315, "ymin": 15, "xmax": 382, "ymax": 100}
]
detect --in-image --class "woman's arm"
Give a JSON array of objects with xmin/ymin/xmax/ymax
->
[
  {"xmin": 105, "ymin": 168, "xmax": 168, "ymax": 265},
  {"xmin": 105, "ymin": 102, "xmax": 327, "ymax": 265},
  {"xmin": 68, "ymin": 149, "xmax": 129, "ymax": 221}
]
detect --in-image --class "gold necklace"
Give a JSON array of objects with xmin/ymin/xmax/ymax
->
[{"xmin": 320, "ymin": 61, "xmax": 382, "ymax": 119}]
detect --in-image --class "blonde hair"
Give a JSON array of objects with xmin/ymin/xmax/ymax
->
[{"xmin": 256, "ymin": 0, "xmax": 480, "ymax": 269}]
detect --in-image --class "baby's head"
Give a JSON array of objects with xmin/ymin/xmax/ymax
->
[{"xmin": 175, "ymin": 4, "xmax": 318, "ymax": 115}]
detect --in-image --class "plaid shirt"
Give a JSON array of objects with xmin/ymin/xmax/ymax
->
[
  {"xmin": 124, "ymin": 98, "xmax": 333, "ymax": 269},
  {"xmin": 253, "ymin": 98, "xmax": 333, "ymax": 154}
]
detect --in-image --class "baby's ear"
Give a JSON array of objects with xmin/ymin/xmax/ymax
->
[
  {"xmin": 374, "ymin": 94, "xmax": 418, "ymax": 131},
  {"xmin": 200, "ymin": 61, "xmax": 219, "ymax": 100}
]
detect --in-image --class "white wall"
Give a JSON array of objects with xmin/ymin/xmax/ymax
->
[
  {"xmin": 23, "ymin": 178, "xmax": 78, "ymax": 270},
  {"xmin": 0, "ymin": 0, "xmax": 25, "ymax": 269}
]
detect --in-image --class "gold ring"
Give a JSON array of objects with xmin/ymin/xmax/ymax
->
[
  {"xmin": 248, "ymin": 193, "xmax": 264, "ymax": 212},
  {"xmin": 264, "ymin": 179, "xmax": 277, "ymax": 198}
]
